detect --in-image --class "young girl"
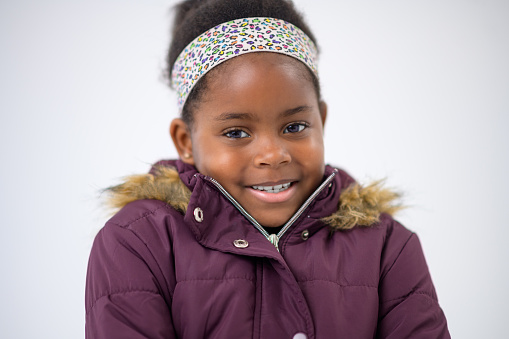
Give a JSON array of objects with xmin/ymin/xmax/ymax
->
[{"xmin": 85, "ymin": 0, "xmax": 450, "ymax": 338}]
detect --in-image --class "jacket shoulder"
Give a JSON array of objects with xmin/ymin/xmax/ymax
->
[
  {"xmin": 374, "ymin": 214, "xmax": 450, "ymax": 337},
  {"xmin": 106, "ymin": 198, "xmax": 179, "ymax": 229},
  {"xmin": 86, "ymin": 199, "xmax": 182, "ymax": 314}
]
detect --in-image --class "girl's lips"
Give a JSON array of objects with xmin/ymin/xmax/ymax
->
[{"xmin": 247, "ymin": 182, "xmax": 297, "ymax": 203}]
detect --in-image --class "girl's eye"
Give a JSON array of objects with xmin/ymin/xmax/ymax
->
[
  {"xmin": 284, "ymin": 123, "xmax": 307, "ymax": 134},
  {"xmin": 224, "ymin": 129, "xmax": 250, "ymax": 139}
]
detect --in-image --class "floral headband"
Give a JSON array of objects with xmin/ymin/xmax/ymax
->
[{"xmin": 171, "ymin": 17, "xmax": 319, "ymax": 111}]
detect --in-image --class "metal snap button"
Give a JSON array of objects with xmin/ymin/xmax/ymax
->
[
  {"xmin": 293, "ymin": 333, "xmax": 307, "ymax": 339},
  {"xmin": 301, "ymin": 229, "xmax": 309, "ymax": 241},
  {"xmin": 233, "ymin": 239, "xmax": 249, "ymax": 248},
  {"xmin": 193, "ymin": 207, "xmax": 204, "ymax": 222}
]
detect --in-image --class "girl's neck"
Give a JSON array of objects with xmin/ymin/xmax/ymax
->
[{"xmin": 262, "ymin": 225, "xmax": 284, "ymax": 235}]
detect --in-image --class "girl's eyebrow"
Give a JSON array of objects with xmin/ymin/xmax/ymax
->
[
  {"xmin": 281, "ymin": 105, "xmax": 312, "ymax": 117},
  {"xmin": 214, "ymin": 112, "xmax": 256, "ymax": 121},
  {"xmin": 215, "ymin": 105, "xmax": 312, "ymax": 122}
]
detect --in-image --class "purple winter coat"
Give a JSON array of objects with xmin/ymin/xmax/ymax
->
[{"xmin": 85, "ymin": 160, "xmax": 449, "ymax": 338}]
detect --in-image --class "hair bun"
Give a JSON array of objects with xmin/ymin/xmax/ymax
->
[
  {"xmin": 167, "ymin": 0, "xmax": 318, "ymax": 82},
  {"xmin": 172, "ymin": 0, "xmax": 208, "ymax": 32}
]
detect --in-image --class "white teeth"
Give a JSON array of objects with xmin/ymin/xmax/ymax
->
[{"xmin": 252, "ymin": 182, "xmax": 292, "ymax": 193}]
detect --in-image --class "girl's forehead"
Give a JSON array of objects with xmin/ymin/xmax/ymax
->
[
  {"xmin": 195, "ymin": 54, "xmax": 320, "ymax": 122},
  {"xmin": 209, "ymin": 53, "xmax": 313, "ymax": 85}
]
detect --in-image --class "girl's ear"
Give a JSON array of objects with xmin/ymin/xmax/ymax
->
[
  {"xmin": 170, "ymin": 118, "xmax": 195, "ymax": 165},
  {"xmin": 319, "ymin": 100, "xmax": 328, "ymax": 127}
]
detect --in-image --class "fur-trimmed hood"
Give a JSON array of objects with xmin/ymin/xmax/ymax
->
[{"xmin": 106, "ymin": 163, "xmax": 401, "ymax": 231}]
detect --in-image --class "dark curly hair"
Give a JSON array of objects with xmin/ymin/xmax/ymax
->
[{"xmin": 166, "ymin": 0, "xmax": 320, "ymax": 126}]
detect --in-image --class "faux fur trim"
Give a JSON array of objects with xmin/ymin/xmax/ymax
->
[
  {"xmin": 106, "ymin": 166, "xmax": 191, "ymax": 214},
  {"xmin": 320, "ymin": 181, "xmax": 402, "ymax": 231},
  {"xmin": 105, "ymin": 166, "xmax": 401, "ymax": 231}
]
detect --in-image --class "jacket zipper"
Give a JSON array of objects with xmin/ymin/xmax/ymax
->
[{"xmin": 205, "ymin": 169, "xmax": 338, "ymax": 252}]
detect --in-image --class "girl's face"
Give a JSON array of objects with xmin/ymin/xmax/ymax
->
[{"xmin": 172, "ymin": 53, "xmax": 327, "ymax": 227}]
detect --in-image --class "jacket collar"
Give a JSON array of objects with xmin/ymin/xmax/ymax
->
[{"xmin": 107, "ymin": 159, "xmax": 401, "ymax": 234}]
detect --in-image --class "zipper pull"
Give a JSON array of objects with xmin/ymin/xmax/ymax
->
[{"xmin": 268, "ymin": 234, "xmax": 279, "ymax": 252}]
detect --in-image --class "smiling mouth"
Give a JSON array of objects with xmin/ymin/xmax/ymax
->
[{"xmin": 251, "ymin": 182, "xmax": 292, "ymax": 193}]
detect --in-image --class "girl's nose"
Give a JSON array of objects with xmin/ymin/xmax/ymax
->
[{"xmin": 253, "ymin": 138, "xmax": 291, "ymax": 168}]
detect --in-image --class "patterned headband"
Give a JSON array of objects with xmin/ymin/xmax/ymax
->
[{"xmin": 171, "ymin": 17, "xmax": 319, "ymax": 111}]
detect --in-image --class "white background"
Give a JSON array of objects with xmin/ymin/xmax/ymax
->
[{"xmin": 1, "ymin": 0, "xmax": 508, "ymax": 338}]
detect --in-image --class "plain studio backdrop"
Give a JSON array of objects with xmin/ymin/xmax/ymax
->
[{"xmin": 1, "ymin": 0, "xmax": 507, "ymax": 338}]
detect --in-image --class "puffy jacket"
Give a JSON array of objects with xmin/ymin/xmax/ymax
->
[{"xmin": 85, "ymin": 160, "xmax": 449, "ymax": 338}]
